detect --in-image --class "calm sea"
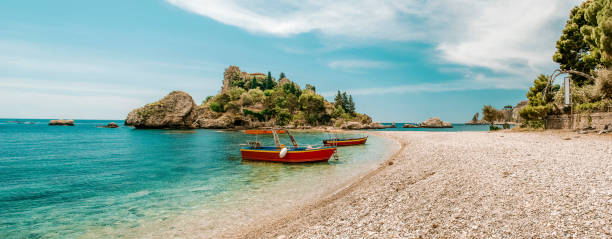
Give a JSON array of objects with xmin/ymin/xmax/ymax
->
[
  {"xmin": 1, "ymin": 119, "xmax": 401, "ymax": 238},
  {"xmin": 0, "ymin": 119, "xmax": 495, "ymax": 238}
]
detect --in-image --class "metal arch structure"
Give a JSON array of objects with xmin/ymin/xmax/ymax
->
[{"xmin": 542, "ymin": 69, "xmax": 597, "ymax": 102}]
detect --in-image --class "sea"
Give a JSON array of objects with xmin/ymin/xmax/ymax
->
[{"xmin": 0, "ymin": 119, "xmax": 492, "ymax": 238}]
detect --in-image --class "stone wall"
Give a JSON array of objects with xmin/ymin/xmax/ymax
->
[{"xmin": 545, "ymin": 112, "xmax": 612, "ymax": 130}]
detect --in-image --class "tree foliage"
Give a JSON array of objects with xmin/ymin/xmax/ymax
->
[
  {"xmin": 209, "ymin": 69, "xmax": 364, "ymax": 126},
  {"xmin": 553, "ymin": 0, "xmax": 612, "ymax": 86}
]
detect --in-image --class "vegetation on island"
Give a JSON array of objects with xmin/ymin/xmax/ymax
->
[{"xmin": 202, "ymin": 66, "xmax": 371, "ymax": 127}]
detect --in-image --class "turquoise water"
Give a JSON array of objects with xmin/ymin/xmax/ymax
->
[
  {"xmin": 374, "ymin": 123, "xmax": 509, "ymax": 131},
  {"xmin": 0, "ymin": 119, "xmax": 396, "ymax": 238}
]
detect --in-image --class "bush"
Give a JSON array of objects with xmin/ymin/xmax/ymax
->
[
  {"xmin": 521, "ymin": 120, "xmax": 545, "ymax": 129},
  {"xmin": 248, "ymin": 89, "xmax": 265, "ymax": 103},
  {"xmin": 519, "ymin": 105, "xmax": 550, "ymax": 120},
  {"xmin": 572, "ymin": 84, "xmax": 599, "ymax": 104},
  {"xmin": 490, "ymin": 125, "xmax": 501, "ymax": 131},
  {"xmin": 596, "ymin": 67, "xmax": 612, "ymax": 99},
  {"xmin": 228, "ymin": 87, "xmax": 246, "ymax": 101},
  {"xmin": 209, "ymin": 102, "xmax": 223, "ymax": 112},
  {"xmin": 263, "ymin": 89, "xmax": 274, "ymax": 97},
  {"xmin": 203, "ymin": 95, "xmax": 214, "ymax": 104},
  {"xmin": 224, "ymin": 101, "xmax": 241, "ymax": 113},
  {"xmin": 502, "ymin": 123, "xmax": 511, "ymax": 129},
  {"xmin": 240, "ymin": 92, "xmax": 253, "ymax": 106}
]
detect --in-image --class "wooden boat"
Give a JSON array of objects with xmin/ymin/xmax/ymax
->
[
  {"xmin": 323, "ymin": 136, "xmax": 368, "ymax": 146},
  {"xmin": 241, "ymin": 129, "xmax": 336, "ymax": 163}
]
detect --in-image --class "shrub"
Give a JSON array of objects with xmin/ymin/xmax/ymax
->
[
  {"xmin": 519, "ymin": 105, "xmax": 550, "ymax": 121},
  {"xmin": 224, "ymin": 101, "xmax": 241, "ymax": 113},
  {"xmin": 203, "ymin": 95, "xmax": 214, "ymax": 104},
  {"xmin": 521, "ymin": 120, "xmax": 545, "ymax": 129},
  {"xmin": 240, "ymin": 92, "xmax": 253, "ymax": 106},
  {"xmin": 209, "ymin": 102, "xmax": 223, "ymax": 112},
  {"xmin": 572, "ymin": 84, "xmax": 599, "ymax": 104},
  {"xmin": 248, "ymin": 88, "xmax": 265, "ymax": 103},
  {"xmin": 490, "ymin": 125, "xmax": 501, "ymax": 131},
  {"xmin": 596, "ymin": 67, "xmax": 612, "ymax": 99},
  {"xmin": 263, "ymin": 89, "xmax": 274, "ymax": 97},
  {"xmin": 228, "ymin": 87, "xmax": 246, "ymax": 101},
  {"xmin": 502, "ymin": 123, "xmax": 511, "ymax": 129}
]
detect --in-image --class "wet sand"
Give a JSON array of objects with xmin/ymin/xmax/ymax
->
[{"xmin": 232, "ymin": 131, "xmax": 612, "ymax": 238}]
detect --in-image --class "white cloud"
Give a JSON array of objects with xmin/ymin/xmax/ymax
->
[{"xmin": 168, "ymin": 0, "xmax": 579, "ymax": 79}]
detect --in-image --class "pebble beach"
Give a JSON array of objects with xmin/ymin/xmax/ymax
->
[{"xmin": 233, "ymin": 131, "xmax": 612, "ymax": 238}]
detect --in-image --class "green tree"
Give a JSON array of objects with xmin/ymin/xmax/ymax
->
[
  {"xmin": 299, "ymin": 91, "xmax": 325, "ymax": 125},
  {"xmin": 341, "ymin": 92, "xmax": 349, "ymax": 111},
  {"xmin": 553, "ymin": 2, "xmax": 596, "ymax": 86},
  {"xmin": 581, "ymin": 0, "xmax": 612, "ymax": 67},
  {"xmin": 482, "ymin": 105, "xmax": 502, "ymax": 124},
  {"xmin": 265, "ymin": 71, "xmax": 276, "ymax": 90},
  {"xmin": 347, "ymin": 95, "xmax": 355, "ymax": 114},
  {"xmin": 334, "ymin": 91, "xmax": 343, "ymax": 108},
  {"xmin": 305, "ymin": 84, "xmax": 316, "ymax": 92},
  {"xmin": 553, "ymin": 0, "xmax": 612, "ymax": 86},
  {"xmin": 248, "ymin": 76, "xmax": 258, "ymax": 89},
  {"xmin": 526, "ymin": 74, "xmax": 558, "ymax": 106},
  {"xmin": 279, "ymin": 72, "xmax": 286, "ymax": 79}
]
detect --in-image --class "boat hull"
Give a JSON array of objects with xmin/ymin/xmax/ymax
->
[
  {"xmin": 241, "ymin": 147, "xmax": 336, "ymax": 163},
  {"xmin": 323, "ymin": 137, "xmax": 368, "ymax": 146}
]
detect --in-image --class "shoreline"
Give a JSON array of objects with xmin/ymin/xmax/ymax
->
[
  {"xmin": 225, "ymin": 131, "xmax": 405, "ymax": 238},
  {"xmin": 231, "ymin": 131, "xmax": 612, "ymax": 238}
]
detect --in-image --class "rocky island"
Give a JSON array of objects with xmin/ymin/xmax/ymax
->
[
  {"xmin": 49, "ymin": 119, "xmax": 74, "ymax": 126},
  {"xmin": 125, "ymin": 65, "xmax": 387, "ymax": 129},
  {"xmin": 402, "ymin": 117, "xmax": 453, "ymax": 128}
]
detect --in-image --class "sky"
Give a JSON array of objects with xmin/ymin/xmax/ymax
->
[{"xmin": 0, "ymin": 0, "xmax": 582, "ymax": 122}]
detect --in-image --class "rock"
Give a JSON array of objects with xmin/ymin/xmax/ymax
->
[
  {"xmin": 125, "ymin": 91, "xmax": 197, "ymax": 129},
  {"xmin": 368, "ymin": 122, "xmax": 392, "ymax": 129},
  {"xmin": 402, "ymin": 123, "xmax": 419, "ymax": 128},
  {"xmin": 49, "ymin": 119, "xmax": 74, "ymax": 126},
  {"xmin": 341, "ymin": 121, "xmax": 364, "ymax": 130},
  {"xmin": 466, "ymin": 113, "xmax": 487, "ymax": 125},
  {"xmin": 512, "ymin": 100, "xmax": 529, "ymax": 123},
  {"xmin": 419, "ymin": 117, "xmax": 452, "ymax": 128},
  {"xmin": 98, "ymin": 122, "xmax": 119, "ymax": 128},
  {"xmin": 194, "ymin": 114, "xmax": 234, "ymax": 129}
]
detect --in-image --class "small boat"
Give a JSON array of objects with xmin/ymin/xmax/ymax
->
[
  {"xmin": 241, "ymin": 129, "xmax": 336, "ymax": 163},
  {"xmin": 323, "ymin": 136, "xmax": 368, "ymax": 146}
]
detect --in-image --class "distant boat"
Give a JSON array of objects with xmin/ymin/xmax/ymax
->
[
  {"xmin": 241, "ymin": 129, "xmax": 336, "ymax": 163},
  {"xmin": 323, "ymin": 136, "xmax": 368, "ymax": 146}
]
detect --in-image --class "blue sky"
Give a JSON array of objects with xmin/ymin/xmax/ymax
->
[{"xmin": 0, "ymin": 0, "xmax": 580, "ymax": 122}]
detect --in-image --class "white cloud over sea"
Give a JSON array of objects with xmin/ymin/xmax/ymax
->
[{"xmin": 168, "ymin": 0, "xmax": 579, "ymax": 86}]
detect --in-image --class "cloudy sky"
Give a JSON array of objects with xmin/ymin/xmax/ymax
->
[{"xmin": 0, "ymin": 0, "xmax": 580, "ymax": 122}]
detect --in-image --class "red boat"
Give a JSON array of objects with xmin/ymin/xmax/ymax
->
[
  {"xmin": 241, "ymin": 129, "xmax": 336, "ymax": 163},
  {"xmin": 323, "ymin": 136, "xmax": 368, "ymax": 146}
]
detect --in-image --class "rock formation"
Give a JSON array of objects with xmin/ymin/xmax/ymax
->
[
  {"xmin": 419, "ymin": 117, "xmax": 452, "ymax": 128},
  {"xmin": 402, "ymin": 123, "xmax": 419, "ymax": 128},
  {"xmin": 125, "ymin": 91, "xmax": 197, "ymax": 129},
  {"xmin": 339, "ymin": 121, "xmax": 394, "ymax": 130},
  {"xmin": 512, "ymin": 100, "xmax": 529, "ymax": 123},
  {"xmin": 466, "ymin": 112, "xmax": 487, "ymax": 125},
  {"xmin": 125, "ymin": 65, "xmax": 377, "ymax": 130},
  {"xmin": 98, "ymin": 122, "xmax": 119, "ymax": 128},
  {"xmin": 49, "ymin": 119, "xmax": 74, "ymax": 126}
]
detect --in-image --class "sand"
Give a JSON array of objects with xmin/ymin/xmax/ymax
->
[{"xmin": 231, "ymin": 131, "xmax": 612, "ymax": 238}]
